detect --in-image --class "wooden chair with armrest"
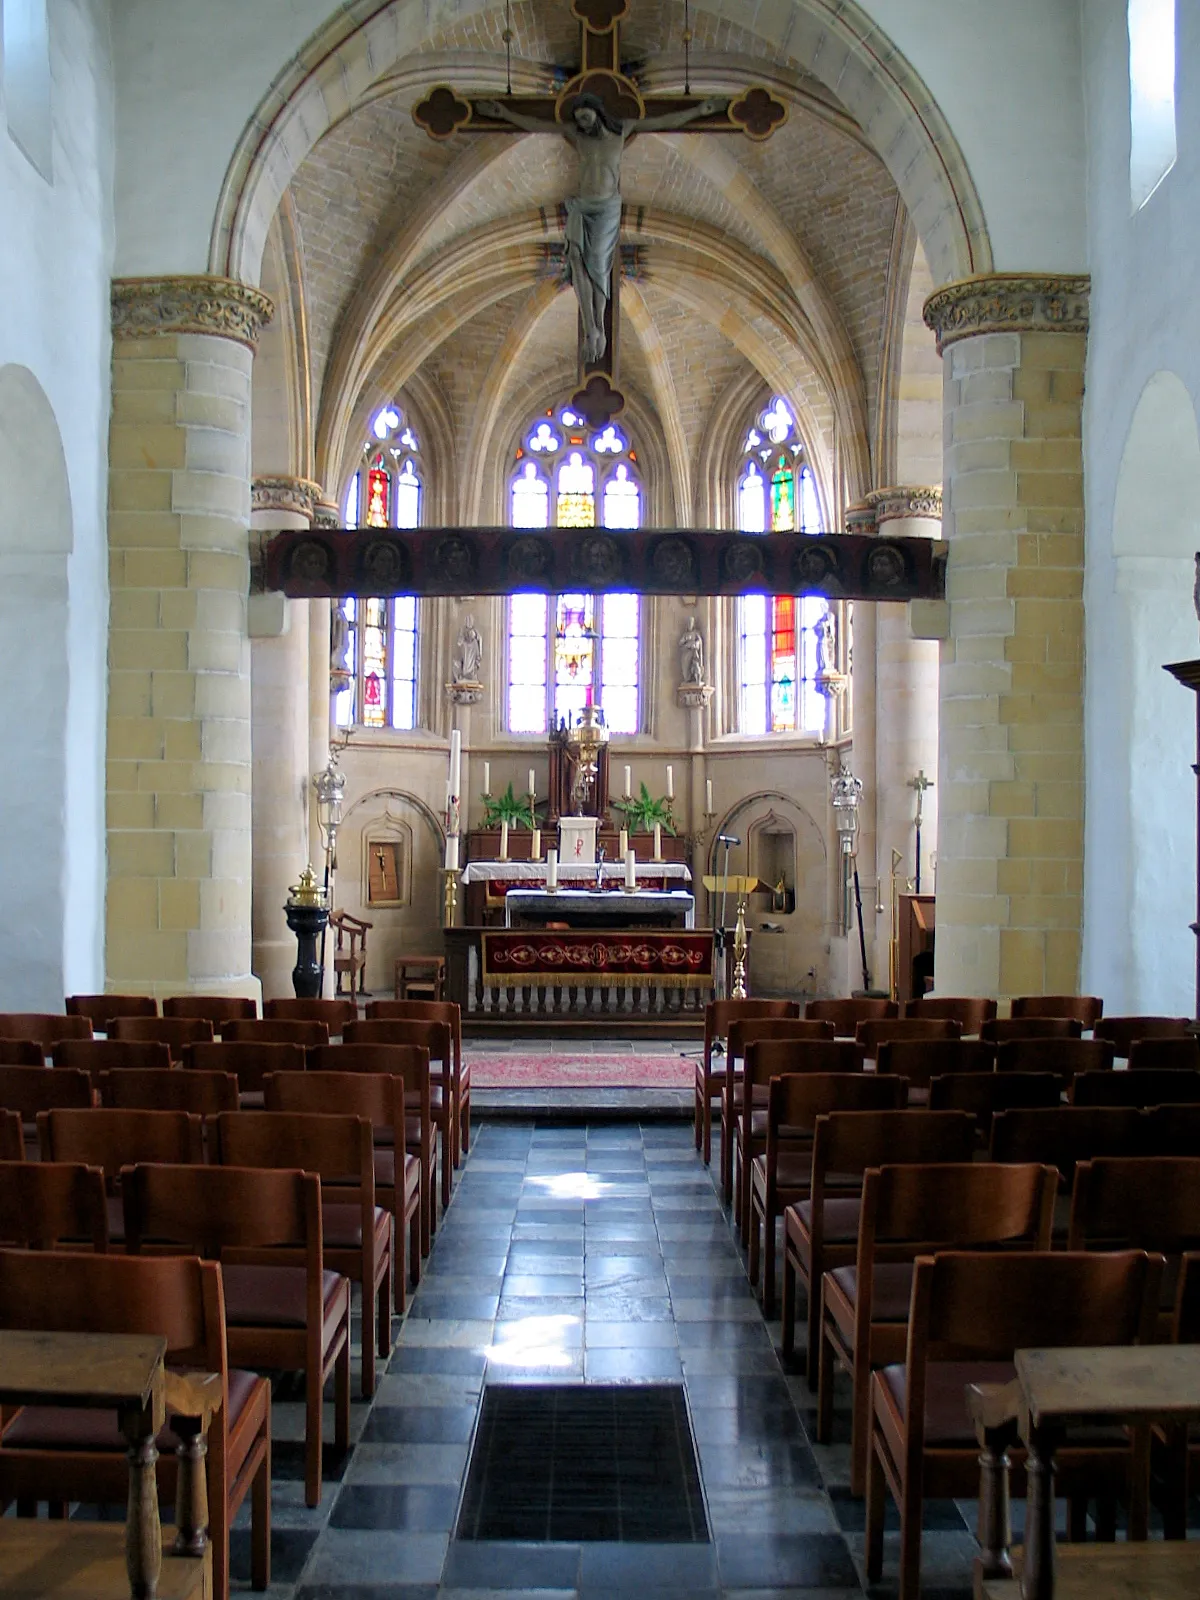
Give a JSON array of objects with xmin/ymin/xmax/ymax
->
[
  {"xmin": 0, "ymin": 1013, "xmax": 91, "ymax": 1053},
  {"xmin": 720, "ymin": 1018, "xmax": 835, "ymax": 1206},
  {"xmin": 1071, "ymin": 1067, "xmax": 1200, "ymax": 1107},
  {"xmin": 365, "ymin": 1000, "xmax": 468, "ymax": 1161},
  {"xmin": 0, "ymin": 1248, "xmax": 272, "ymax": 1598},
  {"xmin": 53, "ymin": 1037, "xmax": 173, "ymax": 1094},
  {"xmin": 0, "ymin": 1160, "xmax": 109, "ymax": 1252},
  {"xmin": 342, "ymin": 1022, "xmax": 454, "ymax": 1214},
  {"xmin": 110, "ymin": 1015, "xmax": 215, "ymax": 1062},
  {"xmin": 865, "ymin": 1248, "xmax": 1162, "ymax": 1600},
  {"xmin": 329, "ymin": 910, "xmax": 372, "ymax": 997},
  {"xmin": 101, "ymin": 1067, "xmax": 240, "ymax": 1117},
  {"xmin": 123, "ymin": 1163, "xmax": 350, "ymax": 1510},
  {"xmin": 805, "ymin": 997, "xmax": 897, "ymax": 1033},
  {"xmin": 38, "ymin": 1107, "xmax": 206, "ymax": 1247},
  {"xmin": 1010, "ymin": 993, "xmax": 1103, "ymax": 1027},
  {"xmin": 903, "ymin": 995, "xmax": 998, "ymax": 1034},
  {"xmin": 186, "ymin": 1040, "xmax": 306, "ymax": 1109},
  {"xmin": 818, "ymin": 1160, "xmax": 1057, "ymax": 1495},
  {"xmin": 695, "ymin": 998, "xmax": 800, "ymax": 1166},
  {"xmin": 66, "ymin": 994, "xmax": 159, "ymax": 1033},
  {"xmin": 264, "ymin": 997, "xmax": 357, "ymax": 1033}
]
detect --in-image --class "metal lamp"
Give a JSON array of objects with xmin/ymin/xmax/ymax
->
[{"xmin": 312, "ymin": 751, "xmax": 346, "ymax": 879}]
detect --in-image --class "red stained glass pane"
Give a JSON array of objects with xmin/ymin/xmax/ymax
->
[
  {"xmin": 366, "ymin": 467, "xmax": 390, "ymax": 528},
  {"xmin": 364, "ymin": 672, "xmax": 382, "ymax": 706},
  {"xmin": 773, "ymin": 595, "xmax": 796, "ymax": 655}
]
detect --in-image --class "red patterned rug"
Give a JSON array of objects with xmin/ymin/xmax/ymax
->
[{"xmin": 466, "ymin": 1052, "xmax": 693, "ymax": 1088}]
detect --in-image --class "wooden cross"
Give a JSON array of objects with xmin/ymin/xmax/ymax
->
[{"xmin": 413, "ymin": 0, "xmax": 786, "ymax": 425}]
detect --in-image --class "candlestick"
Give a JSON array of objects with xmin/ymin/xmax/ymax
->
[
  {"xmin": 666, "ymin": 764, "xmax": 674, "ymax": 799},
  {"xmin": 653, "ymin": 822, "xmax": 662, "ymax": 861},
  {"xmin": 442, "ymin": 866, "xmax": 458, "ymax": 927},
  {"xmin": 444, "ymin": 834, "xmax": 459, "ymax": 871},
  {"xmin": 499, "ymin": 820, "xmax": 509, "ymax": 860},
  {"xmin": 546, "ymin": 848, "xmax": 558, "ymax": 891},
  {"xmin": 624, "ymin": 764, "xmax": 631, "ymax": 797},
  {"xmin": 531, "ymin": 827, "xmax": 541, "ymax": 860},
  {"xmin": 624, "ymin": 848, "xmax": 636, "ymax": 891},
  {"xmin": 618, "ymin": 827, "xmax": 628, "ymax": 858},
  {"xmin": 706, "ymin": 777, "xmax": 714, "ymax": 813},
  {"xmin": 528, "ymin": 767, "xmax": 536, "ymax": 798},
  {"xmin": 483, "ymin": 760, "xmax": 491, "ymax": 795}
]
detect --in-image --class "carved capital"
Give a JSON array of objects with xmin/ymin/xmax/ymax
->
[
  {"xmin": 313, "ymin": 500, "xmax": 341, "ymax": 530},
  {"xmin": 112, "ymin": 275, "xmax": 275, "ymax": 351},
  {"xmin": 865, "ymin": 485, "xmax": 943, "ymax": 525},
  {"xmin": 922, "ymin": 273, "xmax": 1090, "ymax": 355},
  {"xmin": 844, "ymin": 502, "xmax": 878, "ymax": 536},
  {"xmin": 252, "ymin": 475, "xmax": 323, "ymax": 523},
  {"xmin": 676, "ymin": 682, "xmax": 714, "ymax": 710},
  {"xmin": 446, "ymin": 680, "xmax": 483, "ymax": 706}
]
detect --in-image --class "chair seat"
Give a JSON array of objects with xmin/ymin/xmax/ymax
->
[
  {"xmin": 373, "ymin": 1146, "xmax": 419, "ymax": 1194},
  {"xmin": 879, "ymin": 1360, "xmax": 1016, "ymax": 1446},
  {"xmin": 322, "ymin": 1201, "xmax": 390, "ymax": 1251},
  {"xmin": 105, "ymin": 1195, "xmax": 125, "ymax": 1244},
  {"xmin": 223, "ymin": 1263, "xmax": 345, "ymax": 1328},
  {"xmin": 239, "ymin": 1090, "xmax": 266, "ymax": 1110},
  {"xmin": 752, "ymin": 1151, "xmax": 812, "ymax": 1192},
  {"xmin": 827, "ymin": 1262, "xmax": 915, "ymax": 1322},
  {"xmin": 789, "ymin": 1196, "xmax": 863, "ymax": 1244},
  {"xmin": 696, "ymin": 1064, "xmax": 731, "ymax": 1091},
  {"xmin": 2, "ymin": 1367, "xmax": 262, "ymax": 1453}
]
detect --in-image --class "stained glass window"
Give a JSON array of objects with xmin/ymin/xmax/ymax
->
[
  {"xmin": 506, "ymin": 408, "xmax": 642, "ymax": 735},
  {"xmin": 335, "ymin": 403, "xmax": 422, "ymax": 730}
]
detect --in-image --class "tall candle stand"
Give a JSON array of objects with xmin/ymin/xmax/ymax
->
[
  {"xmin": 442, "ymin": 866, "xmax": 459, "ymax": 928},
  {"xmin": 731, "ymin": 892, "xmax": 750, "ymax": 1000}
]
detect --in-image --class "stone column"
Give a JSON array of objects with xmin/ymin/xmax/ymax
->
[
  {"xmin": 924, "ymin": 274, "xmax": 1089, "ymax": 999},
  {"xmin": 845, "ymin": 502, "xmax": 881, "ymax": 990},
  {"xmin": 866, "ymin": 486, "xmax": 942, "ymax": 899},
  {"xmin": 107, "ymin": 277, "xmax": 273, "ymax": 998},
  {"xmin": 249, "ymin": 476, "xmax": 321, "ymax": 1000},
  {"xmin": 310, "ymin": 500, "xmax": 337, "ymax": 997}
]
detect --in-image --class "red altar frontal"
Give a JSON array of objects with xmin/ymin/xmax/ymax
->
[{"xmin": 481, "ymin": 931, "xmax": 714, "ymax": 987}]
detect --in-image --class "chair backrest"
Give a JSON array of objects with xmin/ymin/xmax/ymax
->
[
  {"xmin": 364, "ymin": 1000, "xmax": 462, "ymax": 1066},
  {"xmin": 342, "ymin": 1018, "xmax": 451, "ymax": 1074},
  {"xmin": 1009, "ymin": 994, "xmax": 1104, "ymax": 1027},
  {"xmin": 308, "ymin": 1041, "xmax": 432, "ymax": 1082},
  {"xmin": 744, "ymin": 1039, "xmax": 864, "ymax": 1095},
  {"xmin": 0, "ymin": 1038, "xmax": 47, "ymax": 1065},
  {"xmin": 0, "ymin": 1110, "xmax": 21, "ymax": 1161},
  {"xmin": 1072, "ymin": 1068, "xmax": 1200, "ymax": 1108},
  {"xmin": 1094, "ymin": 1014, "xmax": 1193, "ymax": 1057},
  {"xmin": 805, "ymin": 997, "xmax": 897, "ymax": 1032},
  {"xmin": 266, "ymin": 1069, "xmax": 418, "ymax": 1142},
  {"xmin": 765, "ymin": 1072, "xmax": 907, "ymax": 1148},
  {"xmin": 982, "ymin": 1016, "xmax": 1083, "ymax": 1044},
  {"xmin": 101, "ymin": 1066, "xmax": 240, "ymax": 1116},
  {"xmin": 215, "ymin": 1110, "xmax": 375, "ymax": 1202},
  {"xmin": 864, "ymin": 1161, "xmax": 1058, "ymax": 1258},
  {"xmin": 989, "ymin": 1105, "xmax": 1145, "ymax": 1182},
  {"xmin": 810, "ymin": 1110, "xmax": 977, "ymax": 1209},
  {"xmin": 123, "ymin": 1163, "xmax": 320, "ymax": 1266},
  {"xmin": 110, "ymin": 1015, "xmax": 215, "ymax": 1059},
  {"xmin": 66, "ymin": 994, "xmax": 159, "ymax": 1031},
  {"xmin": 727, "ymin": 1017, "xmax": 835, "ymax": 1069},
  {"xmin": 0, "ymin": 1013, "xmax": 91, "ymax": 1050},
  {"xmin": 1173, "ymin": 1252, "xmax": 1200, "ymax": 1342},
  {"xmin": 875, "ymin": 1037, "xmax": 993, "ymax": 1089},
  {"xmin": 856, "ymin": 1016, "xmax": 963, "ymax": 1056},
  {"xmin": 1128, "ymin": 1036, "xmax": 1200, "ymax": 1072},
  {"xmin": 38, "ymin": 1107, "xmax": 205, "ymax": 1179},
  {"xmin": 187, "ymin": 1039, "xmax": 306, "ymax": 1096},
  {"xmin": 0, "ymin": 1065, "xmax": 93, "ymax": 1120},
  {"xmin": 1143, "ymin": 1103, "xmax": 1200, "ymax": 1155},
  {"xmin": 264, "ymin": 996, "xmax": 357, "ymax": 1031},
  {"xmin": 163, "ymin": 995, "xmax": 259, "ymax": 1028},
  {"xmin": 1069, "ymin": 1157, "xmax": 1200, "ymax": 1257},
  {"xmin": 0, "ymin": 1160, "xmax": 109, "ymax": 1250},
  {"xmin": 220, "ymin": 1017, "xmax": 330, "ymax": 1047},
  {"xmin": 53, "ymin": 1038, "xmax": 174, "ymax": 1091},
  {"xmin": 994, "ymin": 1036, "xmax": 1115, "ymax": 1079},
  {"xmin": 703, "ymin": 998, "xmax": 800, "ymax": 1067},
  {"xmin": 929, "ymin": 1071, "xmax": 1064, "ymax": 1129},
  {"xmin": 903, "ymin": 995, "xmax": 998, "ymax": 1033}
]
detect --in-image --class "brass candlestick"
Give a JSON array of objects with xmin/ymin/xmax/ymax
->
[
  {"xmin": 731, "ymin": 892, "xmax": 750, "ymax": 1000},
  {"xmin": 442, "ymin": 867, "xmax": 459, "ymax": 928}
]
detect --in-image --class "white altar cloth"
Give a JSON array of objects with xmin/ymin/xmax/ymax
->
[{"xmin": 461, "ymin": 860, "xmax": 691, "ymax": 883}]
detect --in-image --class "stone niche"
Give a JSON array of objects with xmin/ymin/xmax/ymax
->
[
  {"xmin": 337, "ymin": 788, "xmax": 443, "ymax": 989},
  {"xmin": 743, "ymin": 800, "xmax": 829, "ymax": 999}
]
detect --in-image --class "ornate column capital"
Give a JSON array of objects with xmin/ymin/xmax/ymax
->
[
  {"xmin": 922, "ymin": 272, "xmax": 1090, "ymax": 355},
  {"xmin": 111, "ymin": 275, "xmax": 275, "ymax": 351},
  {"xmin": 865, "ymin": 485, "xmax": 943, "ymax": 525},
  {"xmin": 844, "ymin": 501, "xmax": 878, "ymax": 536},
  {"xmin": 252, "ymin": 475, "xmax": 323, "ymax": 523},
  {"xmin": 313, "ymin": 499, "xmax": 341, "ymax": 530}
]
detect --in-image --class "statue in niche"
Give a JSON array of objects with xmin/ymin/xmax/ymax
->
[
  {"xmin": 679, "ymin": 613, "xmax": 705, "ymax": 685},
  {"xmin": 330, "ymin": 602, "xmax": 351, "ymax": 677},
  {"xmin": 453, "ymin": 613, "xmax": 483, "ymax": 682},
  {"xmin": 816, "ymin": 606, "xmax": 838, "ymax": 676}
]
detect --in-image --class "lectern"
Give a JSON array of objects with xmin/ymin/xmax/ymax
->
[{"xmin": 1164, "ymin": 657, "xmax": 1200, "ymax": 1016}]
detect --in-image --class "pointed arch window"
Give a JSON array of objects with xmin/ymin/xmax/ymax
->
[
  {"xmin": 335, "ymin": 403, "xmax": 422, "ymax": 731},
  {"xmin": 506, "ymin": 407, "xmax": 642, "ymax": 735}
]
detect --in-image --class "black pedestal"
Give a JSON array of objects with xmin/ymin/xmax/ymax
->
[{"xmin": 284, "ymin": 902, "xmax": 329, "ymax": 998}]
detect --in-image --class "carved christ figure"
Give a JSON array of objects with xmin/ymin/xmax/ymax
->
[{"xmin": 476, "ymin": 92, "xmax": 728, "ymax": 363}]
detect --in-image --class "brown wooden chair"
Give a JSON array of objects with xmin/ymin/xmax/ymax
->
[
  {"xmin": 805, "ymin": 997, "xmax": 898, "ymax": 1034},
  {"xmin": 0, "ymin": 1161, "xmax": 109, "ymax": 1251},
  {"xmin": 1072, "ymin": 1067, "xmax": 1200, "ymax": 1108},
  {"xmin": 0, "ymin": 1110, "xmax": 21, "ymax": 1161},
  {"xmin": 0, "ymin": 1248, "xmax": 271, "ymax": 1596},
  {"xmin": 865, "ymin": 1247, "xmax": 1162, "ymax": 1600},
  {"xmin": 875, "ymin": 1037, "xmax": 993, "ymax": 1105},
  {"xmin": 981, "ymin": 1015, "xmax": 1083, "ymax": 1044},
  {"xmin": 989, "ymin": 1105, "xmax": 1146, "ymax": 1187},
  {"xmin": 719, "ymin": 1018, "xmax": 835, "ymax": 1204},
  {"xmin": 994, "ymin": 1035, "xmax": 1115, "ymax": 1081},
  {"xmin": 817, "ymin": 1160, "xmax": 1056, "ymax": 1495},
  {"xmin": 221, "ymin": 1017, "xmax": 330, "ymax": 1049},
  {"xmin": 1128, "ymin": 1035, "xmax": 1200, "ymax": 1072},
  {"xmin": 52, "ymin": 1036, "xmax": 173, "ymax": 1092},
  {"xmin": 66, "ymin": 993, "xmax": 159, "ymax": 1033},
  {"xmin": 782, "ymin": 1108, "xmax": 976, "ymax": 1377},
  {"xmin": 1094, "ymin": 1014, "xmax": 1193, "ymax": 1058},
  {"xmin": 1010, "ymin": 994, "xmax": 1103, "ymax": 1027},
  {"xmin": 110, "ymin": 1014, "xmax": 215, "ymax": 1060},
  {"xmin": 124, "ymin": 1162, "xmax": 350, "ymax": 1509},
  {"xmin": 264, "ymin": 997, "xmax": 357, "ymax": 1033},
  {"xmin": 1161, "ymin": 1252, "xmax": 1200, "ymax": 1534},
  {"xmin": 163, "ymin": 995, "xmax": 259, "ymax": 1030},
  {"xmin": 0, "ymin": 1013, "xmax": 91, "ymax": 1052},
  {"xmin": 856, "ymin": 1016, "xmax": 962, "ymax": 1060},
  {"xmin": 344, "ymin": 1021, "xmax": 454, "ymax": 1213},
  {"xmin": 38, "ymin": 1106, "xmax": 206, "ymax": 1245},
  {"xmin": 0, "ymin": 1038, "xmax": 45, "ymax": 1065},
  {"xmin": 695, "ymin": 998, "xmax": 800, "ymax": 1165},
  {"xmin": 903, "ymin": 995, "xmax": 998, "ymax": 1033},
  {"xmin": 101, "ymin": 1066, "xmax": 240, "ymax": 1116},
  {"xmin": 216, "ymin": 1109, "xmax": 391, "ymax": 1397},
  {"xmin": 928, "ymin": 1069, "xmax": 1065, "ymax": 1138},
  {"xmin": 747, "ymin": 1070, "xmax": 905, "ymax": 1314},
  {"xmin": 330, "ymin": 909, "xmax": 372, "ymax": 997},
  {"xmin": 187, "ymin": 1040, "xmax": 306, "ymax": 1108},
  {"xmin": 0, "ymin": 1065, "xmax": 93, "ymax": 1131},
  {"xmin": 365, "ymin": 1000, "xmax": 469, "ymax": 1162},
  {"xmin": 265, "ymin": 1071, "xmax": 422, "ymax": 1312},
  {"xmin": 1143, "ymin": 1102, "xmax": 1200, "ymax": 1154},
  {"xmin": 392, "ymin": 956, "xmax": 446, "ymax": 1003},
  {"xmin": 306, "ymin": 1044, "xmax": 435, "ymax": 1256}
]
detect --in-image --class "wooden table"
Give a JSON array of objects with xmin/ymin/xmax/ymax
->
[{"xmin": 0, "ymin": 1330, "xmax": 220, "ymax": 1600}]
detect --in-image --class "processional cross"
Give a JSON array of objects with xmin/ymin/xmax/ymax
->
[{"xmin": 413, "ymin": 0, "xmax": 787, "ymax": 426}]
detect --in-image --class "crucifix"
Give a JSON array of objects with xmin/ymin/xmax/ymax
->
[
  {"xmin": 413, "ymin": 0, "xmax": 786, "ymax": 426},
  {"xmin": 908, "ymin": 768, "xmax": 934, "ymax": 893}
]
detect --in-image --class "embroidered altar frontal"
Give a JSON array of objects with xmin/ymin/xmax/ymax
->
[{"xmin": 481, "ymin": 930, "xmax": 714, "ymax": 988}]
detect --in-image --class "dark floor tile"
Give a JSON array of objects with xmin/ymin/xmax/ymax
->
[
  {"xmin": 699, "ymin": 1440, "xmax": 822, "ymax": 1491},
  {"xmin": 583, "ymin": 1346, "xmax": 684, "ymax": 1379},
  {"xmin": 407, "ymin": 1292, "xmax": 501, "ymax": 1320},
  {"xmin": 690, "ymin": 1406, "xmax": 807, "ymax": 1445},
  {"xmin": 716, "ymin": 1530, "xmax": 859, "ymax": 1588},
  {"xmin": 502, "ymin": 1273, "xmax": 585, "ymax": 1296},
  {"xmin": 441, "ymin": 1540, "xmax": 582, "ymax": 1587},
  {"xmin": 387, "ymin": 1346, "xmax": 488, "ymax": 1377},
  {"xmin": 269, "ymin": 1440, "xmax": 350, "ymax": 1484},
  {"xmin": 330, "ymin": 1483, "xmax": 460, "ymax": 1532},
  {"xmin": 685, "ymin": 1375, "xmax": 795, "ymax": 1411},
  {"xmin": 577, "ymin": 1541, "xmax": 717, "ymax": 1588},
  {"xmin": 361, "ymin": 1405, "xmax": 478, "ymax": 1444},
  {"xmin": 295, "ymin": 1587, "xmax": 438, "ymax": 1599},
  {"xmin": 229, "ymin": 1525, "xmax": 318, "ymax": 1585},
  {"xmin": 829, "ymin": 1486, "xmax": 968, "ymax": 1533}
]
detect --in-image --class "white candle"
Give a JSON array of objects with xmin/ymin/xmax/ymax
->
[
  {"xmin": 624, "ymin": 764, "xmax": 631, "ymax": 797},
  {"xmin": 666, "ymin": 764, "xmax": 674, "ymax": 799},
  {"xmin": 448, "ymin": 728, "xmax": 462, "ymax": 799},
  {"xmin": 483, "ymin": 760, "xmax": 491, "ymax": 794},
  {"xmin": 547, "ymin": 848, "xmax": 558, "ymax": 891},
  {"xmin": 619, "ymin": 827, "xmax": 628, "ymax": 858},
  {"xmin": 499, "ymin": 820, "xmax": 509, "ymax": 860},
  {"xmin": 444, "ymin": 834, "xmax": 459, "ymax": 871},
  {"xmin": 531, "ymin": 827, "xmax": 541, "ymax": 860},
  {"xmin": 706, "ymin": 778, "xmax": 714, "ymax": 813},
  {"xmin": 625, "ymin": 848, "xmax": 636, "ymax": 890},
  {"xmin": 653, "ymin": 822, "xmax": 662, "ymax": 860},
  {"xmin": 528, "ymin": 767, "xmax": 536, "ymax": 797}
]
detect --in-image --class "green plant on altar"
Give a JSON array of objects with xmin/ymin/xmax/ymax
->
[
  {"xmin": 481, "ymin": 782, "xmax": 538, "ymax": 829},
  {"xmin": 611, "ymin": 782, "xmax": 676, "ymax": 835}
]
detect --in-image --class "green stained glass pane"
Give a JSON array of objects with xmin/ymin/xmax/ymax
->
[{"xmin": 771, "ymin": 456, "xmax": 795, "ymax": 532}]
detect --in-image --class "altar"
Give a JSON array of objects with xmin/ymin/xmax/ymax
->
[
  {"xmin": 461, "ymin": 859, "xmax": 692, "ymax": 927},
  {"xmin": 504, "ymin": 888, "xmax": 695, "ymax": 930}
]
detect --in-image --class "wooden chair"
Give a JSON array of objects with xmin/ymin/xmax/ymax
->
[
  {"xmin": 1072, "ymin": 1067, "xmax": 1200, "ymax": 1107},
  {"xmin": 1144, "ymin": 1102, "xmax": 1200, "ymax": 1154},
  {"xmin": 928, "ymin": 1070, "xmax": 1065, "ymax": 1139},
  {"xmin": 306, "ymin": 1044, "xmax": 436, "ymax": 1256},
  {"xmin": 110, "ymin": 1015, "xmax": 215, "ymax": 1061},
  {"xmin": 805, "ymin": 997, "xmax": 897, "ymax": 1034},
  {"xmin": 0, "ymin": 1065, "xmax": 94, "ymax": 1132},
  {"xmin": 101, "ymin": 1066, "xmax": 240, "ymax": 1116},
  {"xmin": 0, "ymin": 1038, "xmax": 45, "ymax": 1065},
  {"xmin": 264, "ymin": 1071, "xmax": 422, "ymax": 1312},
  {"xmin": 981, "ymin": 1016, "xmax": 1083, "ymax": 1044},
  {"xmin": 163, "ymin": 995, "xmax": 258, "ymax": 1030},
  {"xmin": 264, "ymin": 997, "xmax": 357, "ymax": 1033},
  {"xmin": 392, "ymin": 956, "xmax": 446, "ymax": 1003},
  {"xmin": 0, "ymin": 1248, "xmax": 272, "ymax": 1597},
  {"xmin": 186, "ymin": 1040, "xmax": 306, "ymax": 1108},
  {"xmin": 344, "ymin": 1021, "xmax": 455, "ymax": 1213},
  {"xmin": 365, "ymin": 1000, "xmax": 469, "ymax": 1162},
  {"xmin": 994, "ymin": 1035, "xmax": 1114, "ymax": 1081},
  {"xmin": 989, "ymin": 1104, "xmax": 1145, "ymax": 1190},
  {"xmin": 38, "ymin": 1107, "xmax": 206, "ymax": 1246},
  {"xmin": 0, "ymin": 1110, "xmax": 21, "ymax": 1161},
  {"xmin": 221, "ymin": 1017, "xmax": 330, "ymax": 1049},
  {"xmin": 0, "ymin": 1013, "xmax": 91, "ymax": 1052},
  {"xmin": 720, "ymin": 1018, "xmax": 835, "ymax": 1204},
  {"xmin": 0, "ymin": 1161, "xmax": 109, "ymax": 1251},
  {"xmin": 216, "ymin": 1110, "xmax": 391, "ymax": 1398},
  {"xmin": 875, "ymin": 1038, "xmax": 993, "ymax": 1105},
  {"xmin": 817, "ymin": 1160, "xmax": 1056, "ymax": 1495},
  {"xmin": 856, "ymin": 1016, "xmax": 962, "ymax": 1060},
  {"xmin": 1093, "ymin": 1014, "xmax": 1193, "ymax": 1058},
  {"xmin": 1128, "ymin": 1035, "xmax": 1200, "ymax": 1071},
  {"xmin": 123, "ymin": 1162, "xmax": 350, "ymax": 1509},
  {"xmin": 865, "ymin": 1248, "xmax": 1162, "ymax": 1600},
  {"xmin": 695, "ymin": 998, "xmax": 799, "ymax": 1165},
  {"xmin": 903, "ymin": 995, "xmax": 997, "ymax": 1034},
  {"xmin": 66, "ymin": 993, "xmax": 159, "ymax": 1032},
  {"xmin": 1010, "ymin": 994, "xmax": 1104, "ymax": 1027},
  {"xmin": 53, "ymin": 1037, "xmax": 173, "ymax": 1092},
  {"xmin": 746, "ymin": 1070, "xmax": 905, "ymax": 1313},
  {"xmin": 1161, "ymin": 1252, "xmax": 1200, "ymax": 1534},
  {"xmin": 330, "ymin": 910, "xmax": 371, "ymax": 997}
]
